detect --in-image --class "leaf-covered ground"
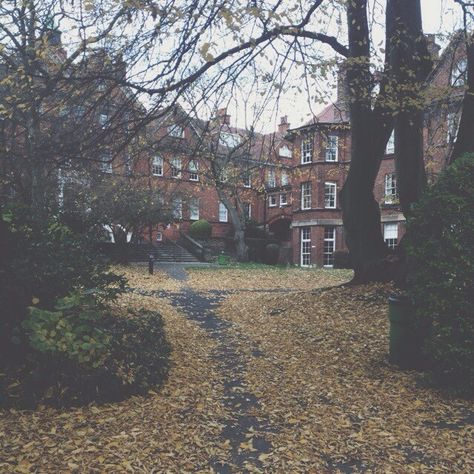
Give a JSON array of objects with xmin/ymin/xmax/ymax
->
[{"xmin": 1, "ymin": 265, "xmax": 473, "ymax": 473}]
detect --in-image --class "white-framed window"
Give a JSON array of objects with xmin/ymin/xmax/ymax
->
[
  {"xmin": 189, "ymin": 160, "xmax": 199, "ymax": 181},
  {"xmin": 325, "ymin": 135, "xmax": 339, "ymax": 162},
  {"xmin": 301, "ymin": 137, "xmax": 313, "ymax": 164},
  {"xmin": 168, "ymin": 124, "xmax": 185, "ymax": 138},
  {"xmin": 323, "ymin": 226, "xmax": 336, "ymax": 267},
  {"xmin": 172, "ymin": 197, "xmax": 182, "ymax": 219},
  {"xmin": 300, "ymin": 227, "xmax": 311, "ymax": 267},
  {"xmin": 124, "ymin": 154, "xmax": 133, "ymax": 175},
  {"xmin": 386, "ymin": 130, "xmax": 395, "ymax": 155},
  {"xmin": 99, "ymin": 155, "xmax": 113, "ymax": 173},
  {"xmin": 99, "ymin": 113, "xmax": 109, "ymax": 128},
  {"xmin": 267, "ymin": 169, "xmax": 276, "ymax": 188},
  {"xmin": 171, "ymin": 157, "xmax": 182, "ymax": 178},
  {"xmin": 281, "ymin": 170, "xmax": 289, "ymax": 186},
  {"xmin": 219, "ymin": 132, "xmax": 241, "ymax": 148},
  {"xmin": 324, "ymin": 182, "xmax": 337, "ymax": 209},
  {"xmin": 219, "ymin": 202, "xmax": 228, "ymax": 222},
  {"xmin": 279, "ymin": 145, "xmax": 292, "ymax": 158},
  {"xmin": 384, "ymin": 223, "xmax": 398, "ymax": 249},
  {"xmin": 301, "ymin": 182, "xmax": 311, "ymax": 210},
  {"xmin": 280, "ymin": 193, "xmax": 288, "ymax": 206},
  {"xmin": 152, "ymin": 156, "xmax": 163, "ymax": 176},
  {"xmin": 243, "ymin": 202, "xmax": 251, "ymax": 220},
  {"xmin": 451, "ymin": 58, "xmax": 467, "ymax": 87},
  {"xmin": 384, "ymin": 173, "xmax": 398, "ymax": 203},
  {"xmin": 156, "ymin": 232, "xmax": 163, "ymax": 242},
  {"xmin": 242, "ymin": 171, "xmax": 251, "ymax": 188},
  {"xmin": 189, "ymin": 197, "xmax": 200, "ymax": 220},
  {"xmin": 447, "ymin": 112, "xmax": 459, "ymax": 144},
  {"xmin": 269, "ymin": 195, "xmax": 277, "ymax": 207}
]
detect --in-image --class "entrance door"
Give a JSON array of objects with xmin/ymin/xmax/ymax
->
[{"xmin": 300, "ymin": 227, "xmax": 311, "ymax": 267}]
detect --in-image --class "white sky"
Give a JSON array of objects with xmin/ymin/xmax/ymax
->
[{"xmin": 230, "ymin": 0, "xmax": 464, "ymax": 134}]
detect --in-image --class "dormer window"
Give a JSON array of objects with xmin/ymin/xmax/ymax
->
[
  {"xmin": 219, "ymin": 132, "xmax": 241, "ymax": 148},
  {"xmin": 279, "ymin": 145, "xmax": 292, "ymax": 158},
  {"xmin": 168, "ymin": 124, "xmax": 185, "ymax": 138},
  {"xmin": 451, "ymin": 58, "xmax": 467, "ymax": 87}
]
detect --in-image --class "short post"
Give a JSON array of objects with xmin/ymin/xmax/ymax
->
[{"xmin": 148, "ymin": 253, "xmax": 154, "ymax": 275}]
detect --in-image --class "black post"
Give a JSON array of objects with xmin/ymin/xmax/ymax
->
[{"xmin": 148, "ymin": 253, "xmax": 154, "ymax": 275}]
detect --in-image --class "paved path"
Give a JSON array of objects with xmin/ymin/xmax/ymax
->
[{"xmin": 145, "ymin": 264, "xmax": 274, "ymax": 472}]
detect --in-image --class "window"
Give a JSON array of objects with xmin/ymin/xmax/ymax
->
[
  {"xmin": 386, "ymin": 130, "xmax": 395, "ymax": 155},
  {"xmin": 156, "ymin": 232, "xmax": 163, "ymax": 242},
  {"xmin": 219, "ymin": 132, "xmax": 241, "ymax": 148},
  {"xmin": 267, "ymin": 169, "xmax": 276, "ymax": 188},
  {"xmin": 269, "ymin": 195, "xmax": 277, "ymax": 207},
  {"xmin": 323, "ymin": 227, "xmax": 336, "ymax": 267},
  {"xmin": 324, "ymin": 182, "xmax": 337, "ymax": 209},
  {"xmin": 152, "ymin": 156, "xmax": 163, "ymax": 176},
  {"xmin": 325, "ymin": 135, "xmax": 339, "ymax": 162},
  {"xmin": 124, "ymin": 155, "xmax": 133, "ymax": 175},
  {"xmin": 451, "ymin": 59, "xmax": 467, "ymax": 87},
  {"xmin": 189, "ymin": 198, "xmax": 200, "ymax": 220},
  {"xmin": 189, "ymin": 160, "xmax": 199, "ymax": 181},
  {"xmin": 242, "ymin": 171, "xmax": 251, "ymax": 188},
  {"xmin": 281, "ymin": 170, "xmax": 289, "ymax": 186},
  {"xmin": 99, "ymin": 113, "xmax": 109, "ymax": 128},
  {"xmin": 301, "ymin": 182, "xmax": 311, "ymax": 210},
  {"xmin": 300, "ymin": 227, "xmax": 311, "ymax": 267},
  {"xmin": 280, "ymin": 193, "xmax": 288, "ymax": 206},
  {"xmin": 172, "ymin": 197, "xmax": 182, "ymax": 219},
  {"xmin": 171, "ymin": 157, "xmax": 182, "ymax": 178},
  {"xmin": 279, "ymin": 145, "xmax": 292, "ymax": 158},
  {"xmin": 384, "ymin": 173, "xmax": 398, "ymax": 203},
  {"xmin": 243, "ymin": 203, "xmax": 251, "ymax": 220},
  {"xmin": 219, "ymin": 202, "xmax": 228, "ymax": 222},
  {"xmin": 447, "ymin": 112, "xmax": 459, "ymax": 144},
  {"xmin": 384, "ymin": 223, "xmax": 398, "ymax": 249},
  {"xmin": 99, "ymin": 155, "xmax": 113, "ymax": 173},
  {"xmin": 168, "ymin": 124, "xmax": 184, "ymax": 138},
  {"xmin": 301, "ymin": 137, "xmax": 313, "ymax": 164}
]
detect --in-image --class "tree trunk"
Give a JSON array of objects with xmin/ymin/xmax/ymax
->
[
  {"xmin": 341, "ymin": 0, "xmax": 388, "ymax": 282},
  {"xmin": 451, "ymin": 37, "xmax": 474, "ymax": 162},
  {"xmin": 388, "ymin": 0, "xmax": 431, "ymax": 216}
]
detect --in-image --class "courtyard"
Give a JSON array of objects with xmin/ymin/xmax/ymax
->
[{"xmin": 1, "ymin": 265, "xmax": 473, "ymax": 473}]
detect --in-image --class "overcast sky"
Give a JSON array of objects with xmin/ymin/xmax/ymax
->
[{"xmin": 233, "ymin": 0, "xmax": 464, "ymax": 134}]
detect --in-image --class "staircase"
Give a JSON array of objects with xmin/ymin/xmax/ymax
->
[{"xmin": 128, "ymin": 241, "xmax": 200, "ymax": 263}]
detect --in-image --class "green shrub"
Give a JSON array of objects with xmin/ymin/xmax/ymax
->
[
  {"xmin": 23, "ymin": 292, "xmax": 110, "ymax": 368},
  {"xmin": 189, "ymin": 219, "xmax": 212, "ymax": 238},
  {"xmin": 405, "ymin": 154, "xmax": 474, "ymax": 392}
]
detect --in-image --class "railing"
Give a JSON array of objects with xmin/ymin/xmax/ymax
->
[{"xmin": 179, "ymin": 232, "xmax": 210, "ymax": 262}]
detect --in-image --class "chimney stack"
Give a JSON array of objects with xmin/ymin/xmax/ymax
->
[
  {"xmin": 278, "ymin": 115, "xmax": 290, "ymax": 133},
  {"xmin": 216, "ymin": 107, "xmax": 231, "ymax": 125}
]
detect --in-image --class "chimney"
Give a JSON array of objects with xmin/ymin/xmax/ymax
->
[
  {"xmin": 425, "ymin": 34, "xmax": 441, "ymax": 62},
  {"xmin": 216, "ymin": 107, "xmax": 231, "ymax": 125},
  {"xmin": 278, "ymin": 115, "xmax": 290, "ymax": 133}
]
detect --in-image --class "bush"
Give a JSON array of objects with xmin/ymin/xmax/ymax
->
[
  {"xmin": 3, "ymin": 293, "xmax": 170, "ymax": 408},
  {"xmin": 333, "ymin": 251, "xmax": 353, "ymax": 269},
  {"xmin": 264, "ymin": 243, "xmax": 280, "ymax": 265},
  {"xmin": 189, "ymin": 219, "xmax": 212, "ymax": 239},
  {"xmin": 405, "ymin": 154, "xmax": 474, "ymax": 392},
  {"xmin": 245, "ymin": 219, "xmax": 267, "ymax": 239},
  {"xmin": 23, "ymin": 292, "xmax": 110, "ymax": 368}
]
